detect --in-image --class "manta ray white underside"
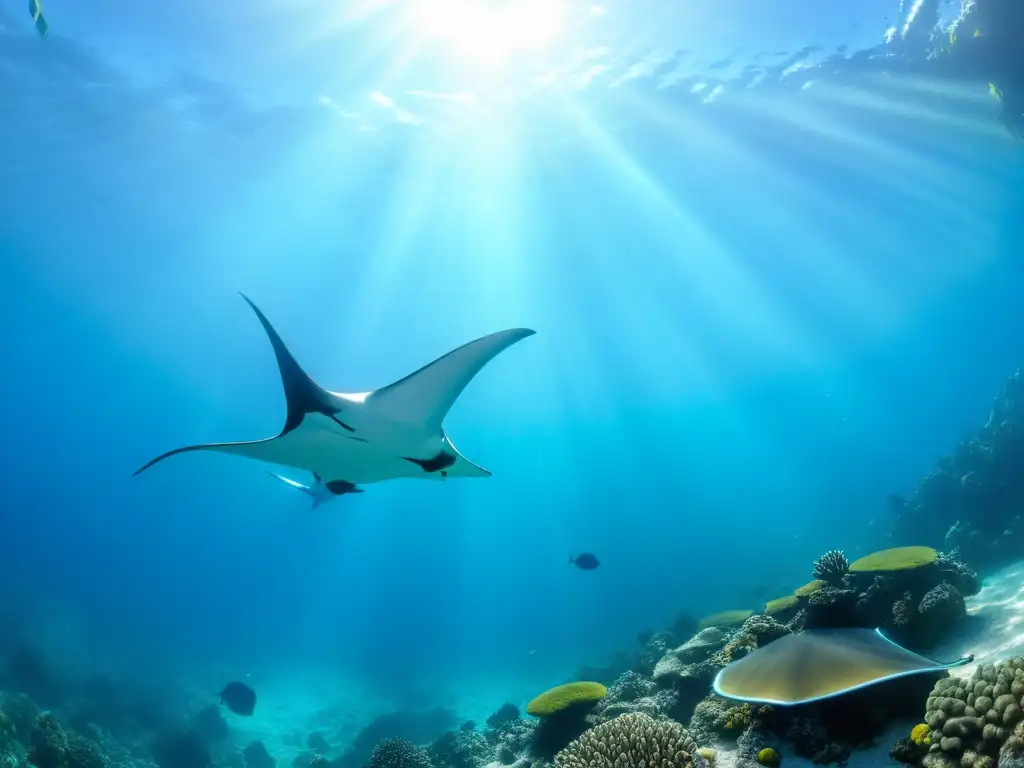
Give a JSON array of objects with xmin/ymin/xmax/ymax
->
[{"xmin": 134, "ymin": 295, "xmax": 535, "ymax": 490}]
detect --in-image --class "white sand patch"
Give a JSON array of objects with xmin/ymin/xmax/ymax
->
[
  {"xmin": 933, "ymin": 559, "xmax": 1024, "ymax": 677},
  {"xmin": 209, "ymin": 673, "xmax": 384, "ymax": 765}
]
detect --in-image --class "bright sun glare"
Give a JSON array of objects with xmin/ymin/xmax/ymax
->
[{"xmin": 412, "ymin": 0, "xmax": 562, "ymax": 65}]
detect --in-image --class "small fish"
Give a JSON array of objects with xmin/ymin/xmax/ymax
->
[
  {"xmin": 218, "ymin": 681, "xmax": 257, "ymax": 716},
  {"xmin": 28, "ymin": 0, "xmax": 48, "ymax": 39},
  {"xmin": 569, "ymin": 553, "xmax": 600, "ymax": 570}
]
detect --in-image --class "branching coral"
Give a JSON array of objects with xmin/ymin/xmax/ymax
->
[
  {"xmin": 812, "ymin": 550, "xmax": 849, "ymax": 585},
  {"xmin": 554, "ymin": 712, "xmax": 698, "ymax": 768},
  {"xmin": 370, "ymin": 738, "xmax": 433, "ymax": 768}
]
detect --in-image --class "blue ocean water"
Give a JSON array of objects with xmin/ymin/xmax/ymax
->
[{"xmin": 1, "ymin": 0, "xmax": 1024, "ymax": 762}]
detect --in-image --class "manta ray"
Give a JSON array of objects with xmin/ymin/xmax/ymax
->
[
  {"xmin": 265, "ymin": 470, "xmax": 361, "ymax": 508},
  {"xmin": 134, "ymin": 295, "xmax": 535, "ymax": 490}
]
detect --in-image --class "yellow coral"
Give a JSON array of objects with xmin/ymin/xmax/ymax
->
[
  {"xmin": 764, "ymin": 596, "xmax": 799, "ymax": 615},
  {"xmin": 526, "ymin": 682, "xmax": 607, "ymax": 716},
  {"xmin": 794, "ymin": 580, "xmax": 826, "ymax": 597},
  {"xmin": 699, "ymin": 748, "xmax": 717, "ymax": 767},
  {"xmin": 848, "ymin": 546, "xmax": 938, "ymax": 573},
  {"xmin": 910, "ymin": 723, "xmax": 932, "ymax": 746},
  {"xmin": 698, "ymin": 610, "xmax": 753, "ymax": 630},
  {"xmin": 757, "ymin": 748, "xmax": 781, "ymax": 767}
]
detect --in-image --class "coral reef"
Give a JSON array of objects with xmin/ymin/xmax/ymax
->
[
  {"xmin": 698, "ymin": 612, "xmax": 753, "ymax": 631},
  {"xmin": 428, "ymin": 730, "xmax": 490, "ymax": 768},
  {"xmin": 688, "ymin": 696, "xmax": 771, "ymax": 747},
  {"xmin": 482, "ymin": 702, "xmax": 535, "ymax": 761},
  {"xmin": 794, "ymin": 581, "xmax": 825, "ymax": 598},
  {"xmin": 763, "ymin": 597, "xmax": 800, "ymax": 622},
  {"xmin": 812, "ymin": 551, "xmax": 849, "ymax": 586},
  {"xmin": 799, "ymin": 544, "xmax": 978, "ymax": 650},
  {"xmin": 242, "ymin": 741, "xmax": 274, "ymax": 768},
  {"xmin": 554, "ymin": 712, "xmax": 703, "ymax": 768},
  {"xmin": 888, "ymin": 368, "xmax": 1024, "ymax": 576},
  {"xmin": 848, "ymin": 546, "xmax": 938, "ymax": 573},
  {"xmin": 369, "ymin": 738, "xmax": 433, "ymax": 768},
  {"xmin": 891, "ymin": 657, "xmax": 1024, "ymax": 768},
  {"xmin": 485, "ymin": 706, "xmax": 519, "ymax": 731},
  {"xmin": 344, "ymin": 708, "xmax": 459, "ymax": 766},
  {"xmin": 526, "ymin": 683, "xmax": 608, "ymax": 761},
  {"xmin": 526, "ymin": 683, "xmax": 607, "ymax": 717}
]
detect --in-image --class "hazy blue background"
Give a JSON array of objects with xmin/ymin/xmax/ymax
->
[{"xmin": 1, "ymin": 0, "xmax": 1022, "ymax": 725}]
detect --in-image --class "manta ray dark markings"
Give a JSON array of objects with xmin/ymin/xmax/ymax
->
[
  {"xmin": 240, "ymin": 294, "xmax": 365, "ymax": 437},
  {"xmin": 134, "ymin": 294, "xmax": 535, "ymax": 490},
  {"xmin": 402, "ymin": 452, "xmax": 457, "ymax": 473}
]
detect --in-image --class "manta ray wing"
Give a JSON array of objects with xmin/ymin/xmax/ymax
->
[
  {"xmin": 366, "ymin": 328, "xmax": 536, "ymax": 430},
  {"xmin": 134, "ymin": 437, "xmax": 278, "ymax": 476},
  {"xmin": 133, "ymin": 296, "xmax": 365, "ymax": 477},
  {"xmin": 436, "ymin": 434, "xmax": 492, "ymax": 478}
]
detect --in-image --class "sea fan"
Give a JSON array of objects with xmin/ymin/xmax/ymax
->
[{"xmin": 812, "ymin": 549, "xmax": 849, "ymax": 585}]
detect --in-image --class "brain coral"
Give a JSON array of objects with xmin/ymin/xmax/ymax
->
[
  {"xmin": 919, "ymin": 657, "xmax": 1024, "ymax": 767},
  {"xmin": 849, "ymin": 546, "xmax": 938, "ymax": 573},
  {"xmin": 528, "ymin": 682, "xmax": 607, "ymax": 717},
  {"xmin": 554, "ymin": 712, "xmax": 698, "ymax": 768},
  {"xmin": 699, "ymin": 611, "xmax": 754, "ymax": 630}
]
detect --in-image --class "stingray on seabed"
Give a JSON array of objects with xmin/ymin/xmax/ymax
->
[
  {"xmin": 133, "ymin": 294, "xmax": 535, "ymax": 491},
  {"xmin": 712, "ymin": 627, "xmax": 975, "ymax": 706}
]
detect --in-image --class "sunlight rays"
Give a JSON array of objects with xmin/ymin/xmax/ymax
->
[
  {"xmin": 609, "ymin": 84, "xmax": 994, "ymax": 340},
  {"xmin": 719, "ymin": 79, "xmax": 1004, "ymax": 285},
  {"xmin": 547, "ymin": 91, "xmax": 820, "ymax": 380},
  {"xmin": 810, "ymin": 74, "xmax": 1004, "ymax": 138}
]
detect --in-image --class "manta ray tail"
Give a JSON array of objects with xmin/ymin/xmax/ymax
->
[{"xmin": 133, "ymin": 295, "xmax": 346, "ymax": 477}]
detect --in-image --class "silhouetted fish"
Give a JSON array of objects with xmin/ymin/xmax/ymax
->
[
  {"xmin": 218, "ymin": 681, "xmax": 257, "ymax": 716},
  {"xmin": 569, "ymin": 553, "xmax": 600, "ymax": 570}
]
